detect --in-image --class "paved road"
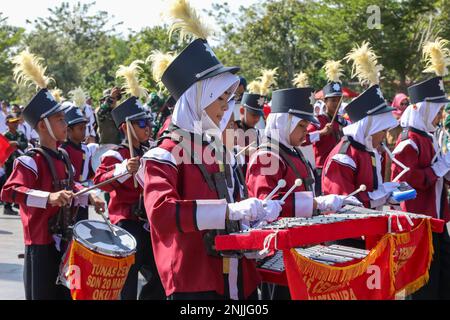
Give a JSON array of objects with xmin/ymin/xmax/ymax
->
[{"xmin": 0, "ymin": 203, "xmax": 144, "ymax": 300}]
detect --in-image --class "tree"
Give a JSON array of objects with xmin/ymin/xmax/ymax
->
[
  {"xmin": 0, "ymin": 13, "xmax": 24, "ymax": 102},
  {"xmin": 14, "ymin": 1, "xmax": 126, "ymax": 104}
]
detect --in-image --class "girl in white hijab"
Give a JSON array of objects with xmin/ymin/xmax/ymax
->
[
  {"xmin": 247, "ymin": 89, "xmax": 362, "ymax": 221},
  {"xmin": 322, "ymin": 85, "xmax": 400, "ymax": 210}
]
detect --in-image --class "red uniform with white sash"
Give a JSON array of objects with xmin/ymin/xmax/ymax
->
[
  {"xmin": 322, "ymin": 137, "xmax": 382, "ymax": 209},
  {"xmin": 391, "ymin": 128, "xmax": 450, "ymax": 222},
  {"xmin": 93, "ymin": 146, "xmax": 141, "ymax": 225},
  {"xmin": 140, "ymin": 136, "xmax": 260, "ymax": 299}
]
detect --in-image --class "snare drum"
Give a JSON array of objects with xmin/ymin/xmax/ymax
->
[{"xmin": 58, "ymin": 220, "xmax": 136, "ymax": 300}]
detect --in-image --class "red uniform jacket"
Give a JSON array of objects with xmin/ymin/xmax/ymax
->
[
  {"xmin": 322, "ymin": 137, "xmax": 381, "ymax": 208},
  {"xmin": 93, "ymin": 145, "xmax": 142, "ymax": 225},
  {"xmin": 391, "ymin": 128, "xmax": 450, "ymax": 222},
  {"xmin": 1, "ymin": 147, "xmax": 83, "ymax": 245},
  {"xmin": 246, "ymin": 142, "xmax": 316, "ymax": 218},
  {"xmin": 140, "ymin": 134, "xmax": 260, "ymax": 299},
  {"xmin": 61, "ymin": 140, "xmax": 94, "ymax": 183},
  {"xmin": 304, "ymin": 114, "xmax": 346, "ymax": 169}
]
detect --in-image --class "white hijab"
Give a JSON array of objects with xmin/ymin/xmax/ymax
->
[
  {"xmin": 265, "ymin": 113, "xmax": 302, "ymax": 149},
  {"xmin": 172, "ymin": 72, "xmax": 239, "ymax": 135},
  {"xmin": 343, "ymin": 112, "xmax": 398, "ymax": 151},
  {"xmin": 400, "ymin": 101, "xmax": 444, "ymax": 133}
]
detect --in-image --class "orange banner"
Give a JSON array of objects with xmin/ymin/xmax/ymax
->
[
  {"xmin": 283, "ymin": 235, "xmax": 396, "ymax": 300},
  {"xmin": 59, "ymin": 240, "xmax": 135, "ymax": 300}
]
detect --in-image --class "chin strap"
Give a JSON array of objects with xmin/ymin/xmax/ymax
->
[
  {"xmin": 44, "ymin": 118, "xmax": 57, "ymax": 141},
  {"xmin": 127, "ymin": 121, "xmax": 139, "ymax": 141}
]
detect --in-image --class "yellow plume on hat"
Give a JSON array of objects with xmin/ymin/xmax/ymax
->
[
  {"xmin": 422, "ymin": 37, "xmax": 450, "ymax": 77},
  {"xmin": 292, "ymin": 72, "xmax": 309, "ymax": 88},
  {"xmin": 69, "ymin": 87, "xmax": 87, "ymax": 108},
  {"xmin": 258, "ymin": 68, "xmax": 278, "ymax": 95},
  {"xmin": 323, "ymin": 60, "xmax": 344, "ymax": 83},
  {"xmin": 167, "ymin": 0, "xmax": 211, "ymax": 42},
  {"xmin": 146, "ymin": 50, "xmax": 176, "ymax": 87},
  {"xmin": 12, "ymin": 48, "xmax": 53, "ymax": 89},
  {"xmin": 50, "ymin": 88, "xmax": 65, "ymax": 103},
  {"xmin": 248, "ymin": 80, "xmax": 262, "ymax": 95},
  {"xmin": 116, "ymin": 60, "xmax": 148, "ymax": 99},
  {"xmin": 345, "ymin": 41, "xmax": 382, "ymax": 86}
]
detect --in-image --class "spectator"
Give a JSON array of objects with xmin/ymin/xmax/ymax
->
[
  {"xmin": 2, "ymin": 113, "xmax": 28, "ymax": 215},
  {"xmin": 95, "ymin": 87, "xmax": 123, "ymax": 145}
]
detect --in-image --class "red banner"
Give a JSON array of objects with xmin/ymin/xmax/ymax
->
[
  {"xmin": 392, "ymin": 219, "xmax": 433, "ymax": 296},
  {"xmin": 59, "ymin": 240, "xmax": 135, "ymax": 300},
  {"xmin": 0, "ymin": 134, "xmax": 14, "ymax": 166},
  {"xmin": 283, "ymin": 235, "xmax": 395, "ymax": 300}
]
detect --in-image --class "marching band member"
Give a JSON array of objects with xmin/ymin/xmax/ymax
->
[
  {"xmin": 1, "ymin": 50, "xmax": 100, "ymax": 300},
  {"xmin": 391, "ymin": 38, "xmax": 450, "ymax": 299},
  {"xmin": 61, "ymin": 88, "xmax": 98, "ymax": 221},
  {"xmin": 303, "ymin": 62, "xmax": 349, "ymax": 194},
  {"xmin": 138, "ymin": 0, "xmax": 281, "ymax": 300},
  {"xmin": 322, "ymin": 43, "xmax": 399, "ymax": 210},
  {"xmin": 235, "ymin": 69, "xmax": 277, "ymax": 174},
  {"xmin": 247, "ymin": 87, "xmax": 361, "ymax": 221},
  {"xmin": 246, "ymin": 86, "xmax": 361, "ymax": 300},
  {"xmin": 93, "ymin": 61, "xmax": 165, "ymax": 300}
]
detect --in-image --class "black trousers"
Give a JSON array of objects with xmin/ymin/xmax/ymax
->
[
  {"xmin": 24, "ymin": 244, "xmax": 71, "ymax": 300},
  {"xmin": 412, "ymin": 225, "xmax": 450, "ymax": 300},
  {"xmin": 168, "ymin": 290, "xmax": 259, "ymax": 300},
  {"xmin": 260, "ymin": 283, "xmax": 291, "ymax": 300},
  {"xmin": 75, "ymin": 206, "xmax": 89, "ymax": 223},
  {"xmin": 116, "ymin": 219, "xmax": 165, "ymax": 300}
]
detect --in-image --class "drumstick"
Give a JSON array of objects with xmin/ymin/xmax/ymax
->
[
  {"xmin": 344, "ymin": 184, "xmax": 367, "ymax": 200},
  {"xmin": 330, "ymin": 94, "xmax": 345, "ymax": 124},
  {"xmin": 73, "ymin": 172, "xmax": 130, "ymax": 197},
  {"xmin": 280, "ymin": 179, "xmax": 303, "ymax": 203},
  {"xmin": 98, "ymin": 210, "xmax": 118, "ymax": 237},
  {"xmin": 127, "ymin": 120, "xmax": 138, "ymax": 188},
  {"xmin": 265, "ymin": 179, "xmax": 287, "ymax": 201},
  {"xmin": 235, "ymin": 141, "xmax": 256, "ymax": 158}
]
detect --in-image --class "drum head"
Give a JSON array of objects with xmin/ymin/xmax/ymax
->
[{"xmin": 73, "ymin": 220, "xmax": 137, "ymax": 257}]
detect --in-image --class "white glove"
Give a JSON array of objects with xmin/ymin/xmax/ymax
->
[
  {"xmin": 262, "ymin": 200, "xmax": 284, "ymax": 222},
  {"xmin": 432, "ymin": 155, "xmax": 450, "ymax": 178},
  {"xmin": 315, "ymin": 195, "xmax": 362, "ymax": 212},
  {"xmin": 228, "ymin": 198, "xmax": 265, "ymax": 222}
]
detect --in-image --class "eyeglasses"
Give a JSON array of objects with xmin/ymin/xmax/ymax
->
[
  {"xmin": 132, "ymin": 119, "xmax": 152, "ymax": 129},
  {"xmin": 400, "ymin": 101, "xmax": 410, "ymax": 106}
]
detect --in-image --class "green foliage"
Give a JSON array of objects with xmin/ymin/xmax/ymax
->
[{"xmin": 1, "ymin": 0, "xmax": 450, "ymax": 105}]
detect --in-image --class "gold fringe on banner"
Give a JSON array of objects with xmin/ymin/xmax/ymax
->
[{"xmin": 290, "ymin": 234, "xmax": 392, "ymax": 284}]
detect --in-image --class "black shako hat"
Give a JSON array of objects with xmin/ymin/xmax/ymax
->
[
  {"xmin": 408, "ymin": 76, "xmax": 450, "ymax": 104},
  {"xmin": 270, "ymin": 88, "xmax": 319, "ymax": 124},
  {"xmin": 241, "ymin": 93, "xmax": 265, "ymax": 116},
  {"xmin": 111, "ymin": 97, "xmax": 153, "ymax": 128},
  {"xmin": 161, "ymin": 39, "xmax": 240, "ymax": 101},
  {"xmin": 22, "ymin": 88, "xmax": 66, "ymax": 128},
  {"xmin": 345, "ymin": 85, "xmax": 394, "ymax": 123},
  {"xmin": 323, "ymin": 81, "xmax": 343, "ymax": 98},
  {"xmin": 64, "ymin": 106, "xmax": 87, "ymax": 127}
]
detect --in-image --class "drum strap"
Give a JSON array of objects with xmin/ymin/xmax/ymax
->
[
  {"xmin": 158, "ymin": 129, "xmax": 242, "ymax": 258},
  {"xmin": 28, "ymin": 148, "xmax": 74, "ymax": 191}
]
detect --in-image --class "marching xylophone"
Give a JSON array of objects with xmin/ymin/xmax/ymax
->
[
  {"xmin": 215, "ymin": 205, "xmax": 445, "ymax": 252},
  {"xmin": 219, "ymin": 206, "xmax": 445, "ymax": 288}
]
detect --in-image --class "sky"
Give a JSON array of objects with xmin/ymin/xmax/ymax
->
[{"xmin": 1, "ymin": 0, "xmax": 257, "ymax": 35}]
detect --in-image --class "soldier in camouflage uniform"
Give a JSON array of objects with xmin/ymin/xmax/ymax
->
[{"xmin": 3, "ymin": 113, "xmax": 28, "ymax": 215}]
